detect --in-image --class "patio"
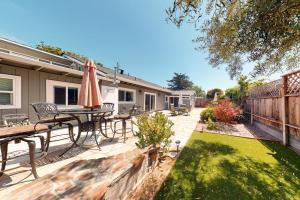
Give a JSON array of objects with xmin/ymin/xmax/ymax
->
[{"xmin": 0, "ymin": 108, "xmax": 202, "ymax": 197}]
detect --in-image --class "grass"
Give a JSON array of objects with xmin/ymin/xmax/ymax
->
[{"xmin": 155, "ymin": 132, "xmax": 300, "ymax": 200}]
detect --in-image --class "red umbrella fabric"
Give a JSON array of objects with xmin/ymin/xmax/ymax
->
[{"xmin": 78, "ymin": 60, "xmax": 102, "ymax": 108}]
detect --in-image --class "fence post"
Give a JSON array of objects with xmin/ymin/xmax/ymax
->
[
  {"xmin": 250, "ymin": 99, "xmax": 254, "ymax": 125},
  {"xmin": 282, "ymin": 76, "xmax": 289, "ymax": 146}
]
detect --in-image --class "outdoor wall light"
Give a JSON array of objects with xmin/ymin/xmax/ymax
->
[
  {"xmin": 139, "ymin": 89, "xmax": 142, "ymax": 94},
  {"xmin": 175, "ymin": 140, "xmax": 181, "ymax": 154}
]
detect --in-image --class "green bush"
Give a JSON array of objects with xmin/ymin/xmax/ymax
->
[
  {"xmin": 207, "ymin": 118, "xmax": 217, "ymax": 130},
  {"xmin": 134, "ymin": 112, "xmax": 174, "ymax": 149},
  {"xmin": 200, "ymin": 107, "xmax": 216, "ymax": 122}
]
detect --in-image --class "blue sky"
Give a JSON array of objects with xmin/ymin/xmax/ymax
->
[{"xmin": 0, "ymin": 0, "xmax": 279, "ymax": 91}]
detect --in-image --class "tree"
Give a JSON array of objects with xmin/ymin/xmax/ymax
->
[
  {"xmin": 36, "ymin": 41, "xmax": 103, "ymax": 66},
  {"xmin": 166, "ymin": 1, "xmax": 300, "ymax": 78},
  {"xmin": 225, "ymin": 75, "xmax": 266, "ymax": 102},
  {"xmin": 167, "ymin": 73, "xmax": 193, "ymax": 90},
  {"xmin": 206, "ymin": 88, "xmax": 223, "ymax": 99},
  {"xmin": 225, "ymin": 87, "xmax": 240, "ymax": 102},
  {"xmin": 189, "ymin": 85, "xmax": 206, "ymax": 97}
]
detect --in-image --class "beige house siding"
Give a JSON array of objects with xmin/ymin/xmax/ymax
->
[
  {"xmin": 0, "ymin": 63, "xmax": 81, "ymax": 123},
  {"xmin": 116, "ymin": 83, "xmax": 168, "ymax": 113}
]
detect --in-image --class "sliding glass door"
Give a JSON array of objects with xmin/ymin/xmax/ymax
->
[{"xmin": 144, "ymin": 93, "xmax": 156, "ymax": 111}]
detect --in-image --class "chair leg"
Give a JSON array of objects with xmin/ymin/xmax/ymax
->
[
  {"xmin": 26, "ymin": 140, "xmax": 39, "ymax": 179},
  {"xmin": 122, "ymin": 120, "xmax": 126, "ymax": 143},
  {"xmin": 67, "ymin": 123, "xmax": 74, "ymax": 142},
  {"xmin": 45, "ymin": 129, "xmax": 51, "ymax": 152},
  {"xmin": 37, "ymin": 135, "xmax": 45, "ymax": 152},
  {"xmin": 0, "ymin": 142, "xmax": 8, "ymax": 177}
]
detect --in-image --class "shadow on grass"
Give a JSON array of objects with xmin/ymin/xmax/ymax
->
[{"xmin": 155, "ymin": 138, "xmax": 300, "ymax": 200}]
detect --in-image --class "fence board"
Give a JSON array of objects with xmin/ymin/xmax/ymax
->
[{"xmin": 244, "ymin": 70, "xmax": 300, "ymax": 148}]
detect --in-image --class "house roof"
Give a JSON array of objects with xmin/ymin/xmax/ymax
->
[
  {"xmin": 171, "ymin": 90, "xmax": 196, "ymax": 96},
  {"xmin": 63, "ymin": 53, "xmax": 172, "ymax": 93},
  {"xmin": 0, "ymin": 37, "xmax": 171, "ymax": 93}
]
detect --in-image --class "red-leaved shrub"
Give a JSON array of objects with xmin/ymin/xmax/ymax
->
[{"xmin": 214, "ymin": 100, "xmax": 240, "ymax": 124}]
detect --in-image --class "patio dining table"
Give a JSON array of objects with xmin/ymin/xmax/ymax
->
[{"xmin": 59, "ymin": 107, "xmax": 114, "ymax": 155}]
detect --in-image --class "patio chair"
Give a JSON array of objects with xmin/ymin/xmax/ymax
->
[
  {"xmin": 31, "ymin": 103, "xmax": 77, "ymax": 151},
  {"xmin": 169, "ymin": 104, "xmax": 178, "ymax": 116},
  {"xmin": 1, "ymin": 113, "xmax": 45, "ymax": 150},
  {"xmin": 111, "ymin": 104, "xmax": 139, "ymax": 142},
  {"xmin": 94, "ymin": 103, "xmax": 115, "ymax": 136}
]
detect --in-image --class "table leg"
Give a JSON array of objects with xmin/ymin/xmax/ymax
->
[
  {"xmin": 59, "ymin": 115, "xmax": 82, "ymax": 157},
  {"xmin": 93, "ymin": 121, "xmax": 102, "ymax": 150},
  {"xmin": 0, "ymin": 142, "xmax": 8, "ymax": 177}
]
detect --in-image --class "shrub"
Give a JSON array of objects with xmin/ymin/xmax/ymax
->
[
  {"xmin": 134, "ymin": 112, "xmax": 174, "ymax": 150},
  {"xmin": 214, "ymin": 100, "xmax": 241, "ymax": 124},
  {"xmin": 207, "ymin": 118, "xmax": 217, "ymax": 130},
  {"xmin": 200, "ymin": 107, "xmax": 216, "ymax": 122}
]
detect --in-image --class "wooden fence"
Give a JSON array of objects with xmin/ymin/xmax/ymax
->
[{"xmin": 244, "ymin": 70, "xmax": 300, "ymax": 147}]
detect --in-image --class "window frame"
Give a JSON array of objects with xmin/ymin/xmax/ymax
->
[
  {"xmin": 0, "ymin": 74, "xmax": 21, "ymax": 109},
  {"xmin": 118, "ymin": 87, "xmax": 136, "ymax": 104},
  {"xmin": 46, "ymin": 80, "xmax": 81, "ymax": 108}
]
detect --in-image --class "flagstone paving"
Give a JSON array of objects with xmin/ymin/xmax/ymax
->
[{"xmin": 0, "ymin": 108, "xmax": 202, "ymax": 197}]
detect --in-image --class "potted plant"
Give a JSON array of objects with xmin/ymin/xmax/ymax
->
[{"xmin": 134, "ymin": 112, "xmax": 174, "ymax": 167}]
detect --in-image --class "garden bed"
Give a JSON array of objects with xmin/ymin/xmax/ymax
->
[{"xmin": 195, "ymin": 121, "xmax": 279, "ymax": 141}]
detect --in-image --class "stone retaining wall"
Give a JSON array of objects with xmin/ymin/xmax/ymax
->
[{"xmin": 4, "ymin": 149, "xmax": 151, "ymax": 200}]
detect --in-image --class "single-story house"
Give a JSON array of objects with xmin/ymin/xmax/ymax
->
[
  {"xmin": 0, "ymin": 37, "xmax": 176, "ymax": 123},
  {"xmin": 166, "ymin": 90, "xmax": 196, "ymax": 108}
]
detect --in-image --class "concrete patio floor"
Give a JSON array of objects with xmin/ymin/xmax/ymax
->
[{"xmin": 0, "ymin": 108, "xmax": 202, "ymax": 196}]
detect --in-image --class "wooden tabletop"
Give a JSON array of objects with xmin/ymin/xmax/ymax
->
[{"xmin": 0, "ymin": 124, "xmax": 49, "ymax": 139}]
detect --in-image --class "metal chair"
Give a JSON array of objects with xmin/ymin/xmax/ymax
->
[
  {"xmin": 31, "ymin": 103, "xmax": 76, "ymax": 151},
  {"xmin": 98, "ymin": 103, "xmax": 115, "ymax": 136},
  {"xmin": 2, "ymin": 114, "xmax": 30, "ymax": 127},
  {"xmin": 112, "ymin": 104, "xmax": 139, "ymax": 142},
  {"xmin": 1, "ymin": 114, "xmax": 45, "ymax": 150}
]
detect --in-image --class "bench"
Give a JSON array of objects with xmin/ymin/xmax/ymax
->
[{"xmin": 0, "ymin": 124, "xmax": 50, "ymax": 179}]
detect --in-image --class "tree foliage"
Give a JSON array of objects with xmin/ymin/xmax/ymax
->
[
  {"xmin": 206, "ymin": 88, "xmax": 223, "ymax": 99},
  {"xmin": 189, "ymin": 85, "xmax": 206, "ymax": 97},
  {"xmin": 167, "ymin": 73, "xmax": 194, "ymax": 90},
  {"xmin": 166, "ymin": 0, "xmax": 300, "ymax": 78},
  {"xmin": 225, "ymin": 75, "xmax": 266, "ymax": 102},
  {"xmin": 36, "ymin": 41, "xmax": 103, "ymax": 66}
]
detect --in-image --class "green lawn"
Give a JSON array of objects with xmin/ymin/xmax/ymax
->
[{"xmin": 155, "ymin": 132, "xmax": 300, "ymax": 200}]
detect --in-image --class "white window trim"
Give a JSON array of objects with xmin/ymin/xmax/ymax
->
[
  {"xmin": 0, "ymin": 74, "xmax": 21, "ymax": 109},
  {"xmin": 46, "ymin": 80, "xmax": 82, "ymax": 109},
  {"xmin": 144, "ymin": 92, "xmax": 156, "ymax": 111},
  {"xmin": 118, "ymin": 87, "xmax": 136, "ymax": 104}
]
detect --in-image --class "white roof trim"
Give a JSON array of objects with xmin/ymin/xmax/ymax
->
[
  {"xmin": 0, "ymin": 37, "xmax": 71, "ymax": 62},
  {"xmin": 0, "ymin": 50, "xmax": 113, "ymax": 82}
]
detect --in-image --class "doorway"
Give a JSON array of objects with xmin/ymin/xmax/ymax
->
[
  {"xmin": 144, "ymin": 92, "xmax": 156, "ymax": 111},
  {"xmin": 169, "ymin": 96, "xmax": 179, "ymax": 107}
]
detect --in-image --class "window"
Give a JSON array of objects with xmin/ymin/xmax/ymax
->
[
  {"xmin": 46, "ymin": 80, "xmax": 80, "ymax": 107},
  {"xmin": 118, "ymin": 88, "xmax": 135, "ymax": 103},
  {"xmin": 0, "ymin": 74, "xmax": 21, "ymax": 109},
  {"xmin": 165, "ymin": 96, "xmax": 168, "ymax": 102}
]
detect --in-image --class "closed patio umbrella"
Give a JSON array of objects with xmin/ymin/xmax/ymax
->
[{"xmin": 78, "ymin": 60, "xmax": 102, "ymax": 108}]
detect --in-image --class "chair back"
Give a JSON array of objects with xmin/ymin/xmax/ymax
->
[
  {"xmin": 102, "ymin": 103, "xmax": 114, "ymax": 116},
  {"xmin": 129, "ymin": 104, "xmax": 139, "ymax": 117},
  {"xmin": 170, "ymin": 104, "xmax": 175, "ymax": 112},
  {"xmin": 31, "ymin": 103, "xmax": 59, "ymax": 120},
  {"xmin": 2, "ymin": 113, "xmax": 30, "ymax": 127}
]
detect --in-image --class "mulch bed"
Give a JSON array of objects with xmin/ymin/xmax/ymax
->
[{"xmin": 126, "ymin": 156, "xmax": 176, "ymax": 200}]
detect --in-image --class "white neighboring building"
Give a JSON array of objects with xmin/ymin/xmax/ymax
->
[{"xmin": 166, "ymin": 90, "xmax": 196, "ymax": 108}]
